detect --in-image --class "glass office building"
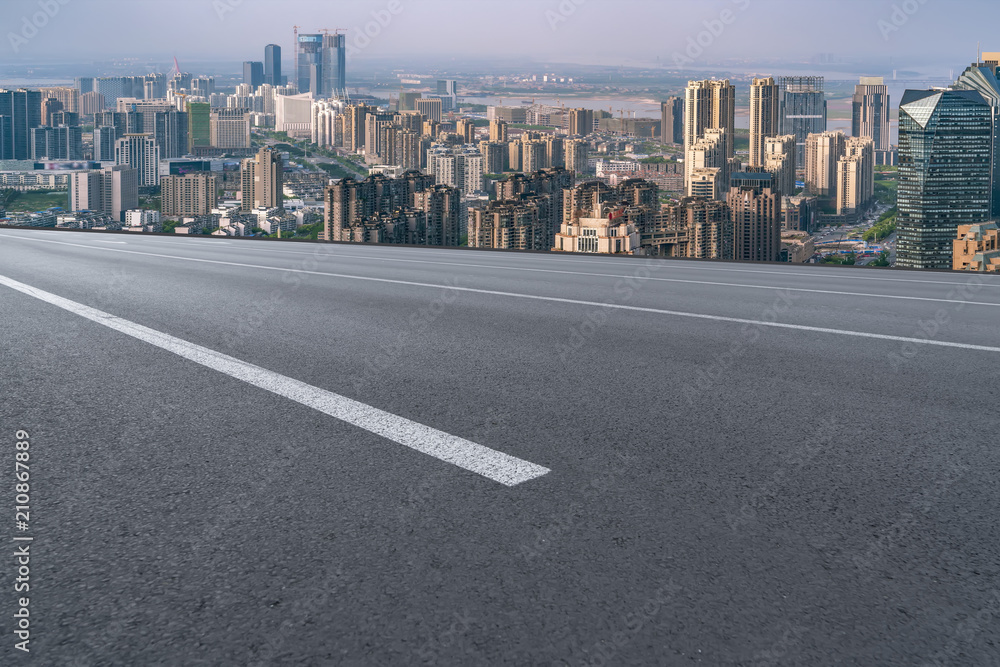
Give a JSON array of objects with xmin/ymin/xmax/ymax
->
[{"xmin": 897, "ymin": 89, "xmax": 992, "ymax": 269}]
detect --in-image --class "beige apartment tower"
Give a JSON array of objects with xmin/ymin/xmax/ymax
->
[
  {"xmin": 805, "ymin": 131, "xmax": 846, "ymax": 196},
  {"xmin": 241, "ymin": 147, "xmax": 284, "ymax": 211},
  {"xmin": 489, "ymin": 119, "xmax": 508, "ymax": 143},
  {"xmin": 161, "ymin": 172, "xmax": 218, "ymax": 217},
  {"xmin": 836, "ymin": 136, "xmax": 875, "ymax": 215},
  {"xmin": 764, "ymin": 135, "xmax": 797, "ymax": 197},
  {"xmin": 749, "ymin": 77, "xmax": 780, "ymax": 167},
  {"xmin": 686, "ymin": 128, "xmax": 730, "ymax": 200},
  {"xmin": 684, "ymin": 79, "xmax": 736, "ymax": 185}
]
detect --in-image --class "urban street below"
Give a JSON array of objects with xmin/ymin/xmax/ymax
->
[{"xmin": 1, "ymin": 230, "xmax": 999, "ymax": 665}]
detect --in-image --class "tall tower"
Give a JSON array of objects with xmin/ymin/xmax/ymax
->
[
  {"xmin": 897, "ymin": 90, "xmax": 992, "ymax": 269},
  {"xmin": 660, "ymin": 97, "xmax": 683, "ymax": 144},
  {"xmin": 264, "ymin": 44, "xmax": 282, "ymax": 86},
  {"xmin": 852, "ymin": 77, "xmax": 890, "ymax": 152},
  {"xmin": 749, "ymin": 77, "xmax": 779, "ymax": 167},
  {"xmin": 322, "ymin": 33, "xmax": 347, "ymax": 99},
  {"xmin": 296, "ymin": 33, "xmax": 323, "ymax": 94},
  {"xmin": 953, "ymin": 60, "xmax": 1000, "ymax": 216},
  {"xmin": 683, "ymin": 79, "xmax": 735, "ymax": 185},
  {"xmin": 241, "ymin": 147, "xmax": 285, "ymax": 212},
  {"xmin": 114, "ymin": 133, "xmax": 159, "ymax": 187},
  {"xmin": 778, "ymin": 76, "xmax": 827, "ymax": 166}
]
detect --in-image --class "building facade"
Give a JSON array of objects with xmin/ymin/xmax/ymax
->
[
  {"xmin": 779, "ymin": 76, "xmax": 827, "ymax": 166},
  {"xmin": 749, "ymin": 77, "xmax": 779, "ymax": 167},
  {"xmin": 897, "ymin": 90, "xmax": 992, "ymax": 269},
  {"xmin": 161, "ymin": 172, "xmax": 218, "ymax": 217},
  {"xmin": 852, "ymin": 77, "xmax": 890, "ymax": 152}
]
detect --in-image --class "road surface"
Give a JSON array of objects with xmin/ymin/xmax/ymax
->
[{"xmin": 1, "ymin": 229, "xmax": 999, "ymax": 665}]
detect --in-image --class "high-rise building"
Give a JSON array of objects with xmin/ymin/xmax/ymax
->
[
  {"xmin": 41, "ymin": 98, "xmax": 64, "ymax": 127},
  {"xmin": 426, "ymin": 144, "xmax": 484, "ymax": 196},
  {"xmin": 852, "ymin": 77, "xmax": 890, "ymax": 152},
  {"xmin": 243, "ymin": 61, "xmax": 264, "ymax": 90},
  {"xmin": 779, "ymin": 77, "xmax": 827, "ymax": 165},
  {"xmin": 565, "ymin": 138, "xmax": 589, "ymax": 175},
  {"xmin": 80, "ymin": 91, "xmax": 106, "ymax": 116},
  {"xmin": 749, "ymin": 77, "xmax": 780, "ymax": 167},
  {"xmin": 897, "ymin": 90, "xmax": 992, "ymax": 269},
  {"xmin": 153, "ymin": 110, "xmax": 189, "ymax": 159},
  {"xmin": 241, "ymin": 147, "xmax": 284, "ymax": 211},
  {"xmin": 836, "ymin": 137, "xmax": 875, "ymax": 216},
  {"xmin": 69, "ymin": 166, "xmax": 138, "ymax": 221},
  {"xmin": 684, "ymin": 79, "xmax": 736, "ymax": 185},
  {"xmin": 479, "ymin": 141, "xmax": 506, "ymax": 174},
  {"xmin": 569, "ymin": 108, "xmax": 595, "ymax": 136},
  {"xmin": 114, "ymin": 134, "xmax": 159, "ymax": 187},
  {"xmin": 805, "ymin": 131, "xmax": 846, "ymax": 196},
  {"xmin": 764, "ymin": 135, "xmax": 797, "ymax": 197},
  {"xmin": 413, "ymin": 185, "xmax": 462, "ymax": 247},
  {"xmin": 321, "ymin": 33, "xmax": 347, "ymax": 99},
  {"xmin": 161, "ymin": 172, "xmax": 218, "ymax": 216},
  {"xmin": 489, "ymin": 119, "xmax": 508, "ymax": 143},
  {"xmin": 522, "ymin": 140, "xmax": 548, "ymax": 174},
  {"xmin": 296, "ymin": 34, "xmax": 323, "ymax": 94},
  {"xmin": 321, "ymin": 171, "xmax": 440, "ymax": 243},
  {"xmin": 210, "ymin": 109, "xmax": 250, "ymax": 149},
  {"xmin": 416, "ymin": 98, "xmax": 443, "ymax": 123},
  {"xmin": 545, "ymin": 135, "xmax": 565, "ymax": 169},
  {"xmin": 30, "ymin": 125, "xmax": 82, "ymax": 160},
  {"xmin": 456, "ymin": 119, "xmax": 476, "ymax": 144},
  {"xmin": 953, "ymin": 59, "xmax": 1000, "ymax": 217},
  {"xmin": 728, "ymin": 185, "xmax": 782, "ymax": 263},
  {"xmin": 39, "ymin": 87, "xmax": 79, "ymax": 113},
  {"xmin": 187, "ymin": 102, "xmax": 211, "ymax": 152},
  {"xmin": 686, "ymin": 128, "xmax": 730, "ymax": 200},
  {"xmin": 497, "ymin": 167, "xmax": 575, "ymax": 246},
  {"xmin": 437, "ymin": 80, "xmax": 458, "ymax": 97},
  {"xmin": 0, "ymin": 89, "xmax": 42, "ymax": 160},
  {"xmin": 398, "ymin": 92, "xmax": 421, "ymax": 112},
  {"xmin": 468, "ymin": 198, "xmax": 550, "ymax": 251},
  {"xmin": 660, "ymin": 97, "xmax": 683, "ymax": 144},
  {"xmin": 93, "ymin": 126, "xmax": 117, "ymax": 161},
  {"xmin": 264, "ymin": 44, "xmax": 282, "ymax": 86}
]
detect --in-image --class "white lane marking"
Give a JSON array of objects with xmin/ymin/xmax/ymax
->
[
  {"xmin": 0, "ymin": 273, "xmax": 549, "ymax": 487},
  {"xmin": 5, "ymin": 232, "xmax": 998, "ymax": 308},
  {"xmin": 166, "ymin": 244, "xmax": 1000, "ymax": 308},
  {"xmin": 4, "ymin": 234, "xmax": 1000, "ymax": 355},
  {"xmin": 301, "ymin": 244, "xmax": 1000, "ymax": 289},
  {"xmin": 94, "ymin": 240, "xmax": 127, "ymax": 244},
  {"xmin": 14, "ymin": 230, "xmax": 1000, "ymax": 289}
]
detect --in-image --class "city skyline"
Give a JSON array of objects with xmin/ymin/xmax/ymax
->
[{"xmin": 1, "ymin": 0, "xmax": 997, "ymax": 71}]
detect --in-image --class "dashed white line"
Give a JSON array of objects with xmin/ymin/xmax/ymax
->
[{"xmin": 0, "ymin": 272, "xmax": 550, "ymax": 487}]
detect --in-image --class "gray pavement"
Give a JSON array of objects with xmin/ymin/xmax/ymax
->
[{"xmin": 1, "ymin": 229, "xmax": 999, "ymax": 666}]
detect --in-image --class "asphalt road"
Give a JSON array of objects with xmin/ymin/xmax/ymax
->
[{"xmin": 1, "ymin": 229, "xmax": 999, "ymax": 666}]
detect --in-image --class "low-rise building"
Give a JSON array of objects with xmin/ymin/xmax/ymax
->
[
  {"xmin": 953, "ymin": 222, "xmax": 1000, "ymax": 272},
  {"xmin": 553, "ymin": 200, "xmax": 640, "ymax": 254}
]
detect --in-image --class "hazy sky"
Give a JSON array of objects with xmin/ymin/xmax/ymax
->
[{"xmin": 1, "ymin": 0, "xmax": 994, "ymax": 70}]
